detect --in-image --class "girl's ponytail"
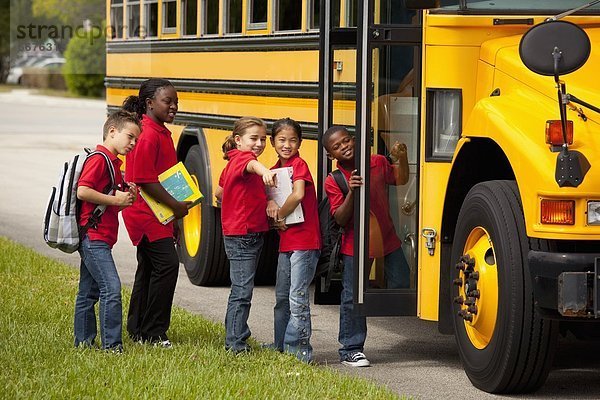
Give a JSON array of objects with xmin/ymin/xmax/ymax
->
[
  {"xmin": 222, "ymin": 135, "xmax": 236, "ymax": 160},
  {"xmin": 122, "ymin": 95, "xmax": 143, "ymax": 119}
]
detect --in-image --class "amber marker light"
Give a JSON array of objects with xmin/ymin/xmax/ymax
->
[
  {"xmin": 541, "ymin": 199, "xmax": 575, "ymax": 225},
  {"xmin": 545, "ymin": 120, "xmax": 573, "ymax": 146}
]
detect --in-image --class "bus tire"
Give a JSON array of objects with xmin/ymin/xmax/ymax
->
[
  {"xmin": 450, "ymin": 180, "xmax": 557, "ymax": 394},
  {"xmin": 178, "ymin": 145, "xmax": 230, "ymax": 286}
]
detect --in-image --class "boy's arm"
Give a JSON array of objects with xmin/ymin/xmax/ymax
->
[
  {"xmin": 246, "ymin": 160, "xmax": 277, "ymax": 187},
  {"xmin": 332, "ymin": 170, "xmax": 362, "ymax": 227},
  {"xmin": 77, "ymin": 186, "xmax": 133, "ymax": 207},
  {"xmin": 389, "ymin": 142, "xmax": 409, "ymax": 185}
]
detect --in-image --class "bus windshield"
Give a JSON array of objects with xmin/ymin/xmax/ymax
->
[{"xmin": 434, "ymin": 0, "xmax": 600, "ymax": 14}]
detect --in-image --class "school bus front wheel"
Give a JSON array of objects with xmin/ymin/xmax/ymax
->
[
  {"xmin": 450, "ymin": 180, "xmax": 558, "ymax": 394},
  {"xmin": 178, "ymin": 144, "xmax": 230, "ymax": 286}
]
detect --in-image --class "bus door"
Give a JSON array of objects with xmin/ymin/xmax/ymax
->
[
  {"xmin": 354, "ymin": 0, "xmax": 422, "ymax": 316},
  {"xmin": 316, "ymin": 0, "xmax": 359, "ymax": 303}
]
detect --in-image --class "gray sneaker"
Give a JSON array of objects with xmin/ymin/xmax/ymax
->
[{"xmin": 341, "ymin": 352, "xmax": 371, "ymax": 367}]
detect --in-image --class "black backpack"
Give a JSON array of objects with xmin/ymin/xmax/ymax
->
[{"xmin": 315, "ymin": 170, "xmax": 349, "ymax": 292}]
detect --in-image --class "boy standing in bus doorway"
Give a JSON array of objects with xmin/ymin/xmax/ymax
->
[{"xmin": 322, "ymin": 125, "xmax": 410, "ymax": 367}]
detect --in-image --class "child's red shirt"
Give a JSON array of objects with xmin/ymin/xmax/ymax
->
[
  {"xmin": 78, "ymin": 145, "xmax": 124, "ymax": 248},
  {"xmin": 219, "ymin": 149, "xmax": 269, "ymax": 235},
  {"xmin": 324, "ymin": 154, "xmax": 403, "ymax": 257},
  {"xmin": 270, "ymin": 152, "xmax": 321, "ymax": 252},
  {"xmin": 122, "ymin": 115, "xmax": 178, "ymax": 245}
]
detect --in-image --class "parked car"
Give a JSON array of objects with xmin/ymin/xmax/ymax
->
[{"xmin": 6, "ymin": 57, "xmax": 65, "ymax": 85}]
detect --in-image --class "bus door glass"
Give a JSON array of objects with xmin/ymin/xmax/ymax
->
[
  {"xmin": 316, "ymin": 0, "xmax": 358, "ymax": 302},
  {"xmin": 354, "ymin": 0, "xmax": 421, "ymax": 316}
]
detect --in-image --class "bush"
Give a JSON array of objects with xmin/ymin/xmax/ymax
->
[
  {"xmin": 22, "ymin": 67, "xmax": 67, "ymax": 90},
  {"xmin": 63, "ymin": 28, "xmax": 105, "ymax": 97}
]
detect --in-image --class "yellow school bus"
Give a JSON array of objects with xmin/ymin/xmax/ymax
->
[{"xmin": 106, "ymin": 0, "xmax": 600, "ymax": 393}]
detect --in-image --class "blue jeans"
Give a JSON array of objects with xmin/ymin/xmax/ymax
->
[
  {"xmin": 223, "ymin": 233, "xmax": 264, "ymax": 352},
  {"xmin": 273, "ymin": 249, "xmax": 319, "ymax": 362},
  {"xmin": 74, "ymin": 236, "xmax": 122, "ymax": 349},
  {"xmin": 384, "ymin": 246, "xmax": 411, "ymax": 289},
  {"xmin": 339, "ymin": 254, "xmax": 367, "ymax": 359}
]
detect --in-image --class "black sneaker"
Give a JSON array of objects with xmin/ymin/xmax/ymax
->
[{"xmin": 341, "ymin": 352, "xmax": 371, "ymax": 367}]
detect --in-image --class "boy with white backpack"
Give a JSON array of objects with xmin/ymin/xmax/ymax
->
[{"xmin": 73, "ymin": 110, "xmax": 140, "ymax": 352}]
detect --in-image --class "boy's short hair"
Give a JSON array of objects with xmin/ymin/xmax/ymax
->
[
  {"xmin": 103, "ymin": 110, "xmax": 142, "ymax": 140},
  {"xmin": 322, "ymin": 125, "xmax": 350, "ymax": 150}
]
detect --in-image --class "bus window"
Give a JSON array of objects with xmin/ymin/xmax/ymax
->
[
  {"xmin": 145, "ymin": 0, "xmax": 159, "ymax": 37},
  {"xmin": 225, "ymin": 0, "xmax": 242, "ymax": 34},
  {"xmin": 110, "ymin": 0, "xmax": 124, "ymax": 39},
  {"xmin": 309, "ymin": 0, "xmax": 319, "ymax": 30},
  {"xmin": 203, "ymin": 0, "xmax": 219, "ymax": 35},
  {"xmin": 275, "ymin": 0, "xmax": 302, "ymax": 32},
  {"xmin": 127, "ymin": 0, "xmax": 141, "ymax": 38},
  {"xmin": 332, "ymin": 0, "xmax": 340, "ymax": 27},
  {"xmin": 182, "ymin": 0, "xmax": 198, "ymax": 36},
  {"xmin": 345, "ymin": 0, "xmax": 357, "ymax": 28},
  {"xmin": 376, "ymin": 0, "xmax": 418, "ymax": 25},
  {"xmin": 163, "ymin": 0, "xmax": 178, "ymax": 34},
  {"xmin": 248, "ymin": 0, "xmax": 267, "ymax": 30}
]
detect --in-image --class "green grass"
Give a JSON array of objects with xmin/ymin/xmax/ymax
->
[
  {"xmin": 0, "ymin": 84, "xmax": 15, "ymax": 92},
  {"xmin": 0, "ymin": 237, "xmax": 401, "ymax": 399}
]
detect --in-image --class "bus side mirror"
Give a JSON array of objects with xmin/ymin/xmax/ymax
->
[
  {"xmin": 405, "ymin": 0, "xmax": 440, "ymax": 10},
  {"xmin": 519, "ymin": 20, "xmax": 590, "ymax": 77}
]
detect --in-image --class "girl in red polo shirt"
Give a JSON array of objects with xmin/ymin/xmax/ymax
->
[
  {"xmin": 264, "ymin": 118, "xmax": 321, "ymax": 362},
  {"xmin": 217, "ymin": 116, "xmax": 276, "ymax": 353},
  {"xmin": 122, "ymin": 78, "xmax": 189, "ymax": 348}
]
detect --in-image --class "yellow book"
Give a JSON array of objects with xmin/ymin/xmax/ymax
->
[{"xmin": 140, "ymin": 162, "xmax": 203, "ymax": 224}]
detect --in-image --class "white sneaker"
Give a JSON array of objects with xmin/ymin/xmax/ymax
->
[
  {"xmin": 153, "ymin": 340, "xmax": 173, "ymax": 349},
  {"xmin": 341, "ymin": 352, "xmax": 371, "ymax": 367}
]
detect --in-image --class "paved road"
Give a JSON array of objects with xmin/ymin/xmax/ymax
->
[{"xmin": 1, "ymin": 90, "xmax": 599, "ymax": 399}]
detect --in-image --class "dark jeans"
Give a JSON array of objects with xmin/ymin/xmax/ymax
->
[{"xmin": 127, "ymin": 236, "xmax": 179, "ymax": 342}]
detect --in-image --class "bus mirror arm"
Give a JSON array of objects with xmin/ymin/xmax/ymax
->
[{"xmin": 553, "ymin": 76, "xmax": 591, "ymax": 188}]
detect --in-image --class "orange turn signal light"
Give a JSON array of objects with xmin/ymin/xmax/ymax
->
[
  {"xmin": 545, "ymin": 120, "xmax": 573, "ymax": 146},
  {"xmin": 541, "ymin": 199, "xmax": 575, "ymax": 225}
]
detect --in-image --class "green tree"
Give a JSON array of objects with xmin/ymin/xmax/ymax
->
[
  {"xmin": 32, "ymin": 0, "xmax": 104, "ymax": 26},
  {"xmin": 63, "ymin": 27, "xmax": 105, "ymax": 97},
  {"xmin": 32, "ymin": 0, "xmax": 104, "ymax": 53},
  {"xmin": 0, "ymin": 0, "xmax": 10, "ymax": 82}
]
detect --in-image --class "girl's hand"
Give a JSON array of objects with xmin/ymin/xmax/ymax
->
[
  {"xmin": 266, "ymin": 200, "xmax": 280, "ymax": 219},
  {"xmin": 262, "ymin": 170, "xmax": 277, "ymax": 187},
  {"xmin": 272, "ymin": 219, "xmax": 288, "ymax": 231},
  {"xmin": 348, "ymin": 169, "xmax": 363, "ymax": 191},
  {"xmin": 114, "ymin": 190, "xmax": 134, "ymax": 207},
  {"xmin": 173, "ymin": 201, "xmax": 190, "ymax": 219}
]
